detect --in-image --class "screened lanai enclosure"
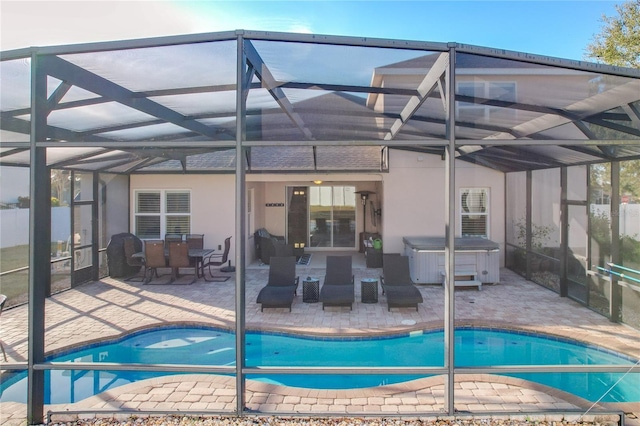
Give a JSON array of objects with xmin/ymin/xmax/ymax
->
[{"xmin": 1, "ymin": 30, "xmax": 640, "ymax": 424}]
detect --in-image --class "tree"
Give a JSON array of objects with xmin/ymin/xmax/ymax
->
[
  {"xmin": 620, "ymin": 160, "xmax": 640, "ymax": 199},
  {"xmin": 590, "ymin": 160, "xmax": 640, "ymax": 202},
  {"xmin": 586, "ymin": 2, "xmax": 640, "ymax": 201},
  {"xmin": 17, "ymin": 196, "xmax": 30, "ymax": 208},
  {"xmin": 50, "ymin": 169, "xmax": 71, "ymax": 205},
  {"xmin": 585, "ymin": 0, "xmax": 640, "ymax": 67}
]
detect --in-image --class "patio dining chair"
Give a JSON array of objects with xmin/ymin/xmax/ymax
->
[
  {"xmin": 144, "ymin": 240, "xmax": 168, "ymax": 284},
  {"xmin": 0, "ymin": 294, "xmax": 7, "ymax": 361},
  {"xmin": 320, "ymin": 255, "xmax": 354, "ymax": 310},
  {"xmin": 168, "ymin": 241, "xmax": 197, "ymax": 284},
  {"xmin": 203, "ymin": 236, "xmax": 232, "ymax": 282},
  {"xmin": 186, "ymin": 233, "xmax": 205, "ymax": 270},
  {"xmin": 186, "ymin": 234, "xmax": 204, "ymax": 250},
  {"xmin": 164, "ymin": 233, "xmax": 183, "ymax": 247}
]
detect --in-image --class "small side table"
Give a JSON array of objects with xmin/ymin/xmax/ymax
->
[
  {"xmin": 303, "ymin": 277, "xmax": 320, "ymax": 303},
  {"xmin": 361, "ymin": 278, "xmax": 378, "ymax": 303}
]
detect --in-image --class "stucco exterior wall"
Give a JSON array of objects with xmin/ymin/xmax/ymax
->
[
  {"xmin": 104, "ymin": 174, "xmax": 130, "ymax": 246},
  {"xmin": 130, "ymin": 158, "xmax": 505, "ymax": 265},
  {"xmin": 382, "ymin": 149, "xmax": 505, "ymax": 264},
  {"xmin": 130, "ymin": 174, "xmax": 236, "ymax": 261}
]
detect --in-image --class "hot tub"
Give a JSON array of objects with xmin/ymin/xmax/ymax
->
[{"xmin": 403, "ymin": 236, "xmax": 500, "ymax": 285}]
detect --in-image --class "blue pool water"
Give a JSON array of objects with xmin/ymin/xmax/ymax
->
[{"xmin": 1, "ymin": 327, "xmax": 638, "ymax": 404}]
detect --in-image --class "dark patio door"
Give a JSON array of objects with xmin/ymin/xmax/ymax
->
[
  {"xmin": 70, "ymin": 171, "xmax": 98, "ymax": 286},
  {"xmin": 287, "ymin": 186, "xmax": 308, "ymax": 252},
  {"xmin": 563, "ymin": 166, "xmax": 589, "ymax": 304}
]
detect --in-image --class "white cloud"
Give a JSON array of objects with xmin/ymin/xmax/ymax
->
[{"xmin": 0, "ymin": 1, "xmax": 203, "ymax": 51}]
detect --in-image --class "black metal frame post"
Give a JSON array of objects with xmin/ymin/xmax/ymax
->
[
  {"xmin": 444, "ymin": 44, "xmax": 456, "ymax": 416},
  {"xmin": 526, "ymin": 170, "xmax": 533, "ymax": 282},
  {"xmin": 560, "ymin": 167, "xmax": 568, "ymax": 297},
  {"xmin": 92, "ymin": 171, "xmax": 100, "ymax": 281},
  {"xmin": 610, "ymin": 161, "xmax": 621, "ymax": 322},
  {"xmin": 27, "ymin": 51, "xmax": 50, "ymax": 425},
  {"xmin": 235, "ymin": 31, "xmax": 248, "ymax": 415}
]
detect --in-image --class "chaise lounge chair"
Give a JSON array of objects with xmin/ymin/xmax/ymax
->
[
  {"xmin": 256, "ymin": 256, "xmax": 299, "ymax": 312},
  {"xmin": 320, "ymin": 255, "xmax": 354, "ymax": 310},
  {"xmin": 380, "ymin": 254, "xmax": 423, "ymax": 311}
]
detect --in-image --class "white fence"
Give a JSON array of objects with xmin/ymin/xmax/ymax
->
[
  {"xmin": 591, "ymin": 204, "xmax": 640, "ymax": 239},
  {"xmin": 0, "ymin": 207, "xmax": 70, "ymax": 249}
]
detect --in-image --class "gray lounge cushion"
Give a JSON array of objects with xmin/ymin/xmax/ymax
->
[
  {"xmin": 320, "ymin": 284, "xmax": 354, "ymax": 306},
  {"xmin": 320, "ymin": 256, "xmax": 354, "ymax": 309},
  {"xmin": 256, "ymin": 256, "xmax": 299, "ymax": 311},
  {"xmin": 381, "ymin": 254, "xmax": 424, "ymax": 311},
  {"xmin": 384, "ymin": 286, "xmax": 423, "ymax": 310},
  {"xmin": 257, "ymin": 285, "xmax": 297, "ymax": 311}
]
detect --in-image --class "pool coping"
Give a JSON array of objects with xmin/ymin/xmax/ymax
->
[{"xmin": 33, "ymin": 373, "xmax": 636, "ymax": 422}]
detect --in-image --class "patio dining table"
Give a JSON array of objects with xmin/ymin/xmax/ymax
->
[{"xmin": 132, "ymin": 248, "xmax": 215, "ymax": 280}]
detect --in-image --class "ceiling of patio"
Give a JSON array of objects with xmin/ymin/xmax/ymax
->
[{"xmin": 1, "ymin": 30, "xmax": 639, "ymax": 174}]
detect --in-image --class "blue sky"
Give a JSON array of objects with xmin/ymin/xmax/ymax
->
[{"xmin": 0, "ymin": 1, "xmax": 620, "ymax": 61}]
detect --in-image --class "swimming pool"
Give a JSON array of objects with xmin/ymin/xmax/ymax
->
[{"xmin": 1, "ymin": 326, "xmax": 638, "ymax": 404}]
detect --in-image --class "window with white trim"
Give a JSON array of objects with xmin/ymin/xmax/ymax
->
[
  {"xmin": 460, "ymin": 188, "xmax": 489, "ymax": 238},
  {"xmin": 457, "ymin": 81, "xmax": 516, "ymax": 123},
  {"xmin": 135, "ymin": 190, "xmax": 191, "ymax": 239}
]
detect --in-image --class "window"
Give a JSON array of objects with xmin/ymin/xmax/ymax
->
[
  {"xmin": 135, "ymin": 190, "xmax": 190, "ymax": 239},
  {"xmin": 460, "ymin": 188, "xmax": 489, "ymax": 238},
  {"xmin": 457, "ymin": 81, "xmax": 516, "ymax": 123}
]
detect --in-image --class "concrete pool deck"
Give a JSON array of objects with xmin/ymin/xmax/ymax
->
[{"xmin": 1, "ymin": 257, "xmax": 640, "ymax": 424}]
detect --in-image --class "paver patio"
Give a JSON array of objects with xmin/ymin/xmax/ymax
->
[{"xmin": 1, "ymin": 256, "xmax": 640, "ymax": 424}]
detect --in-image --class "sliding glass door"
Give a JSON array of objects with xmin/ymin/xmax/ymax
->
[
  {"xmin": 288, "ymin": 185, "xmax": 356, "ymax": 249},
  {"xmin": 310, "ymin": 185, "xmax": 356, "ymax": 248}
]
